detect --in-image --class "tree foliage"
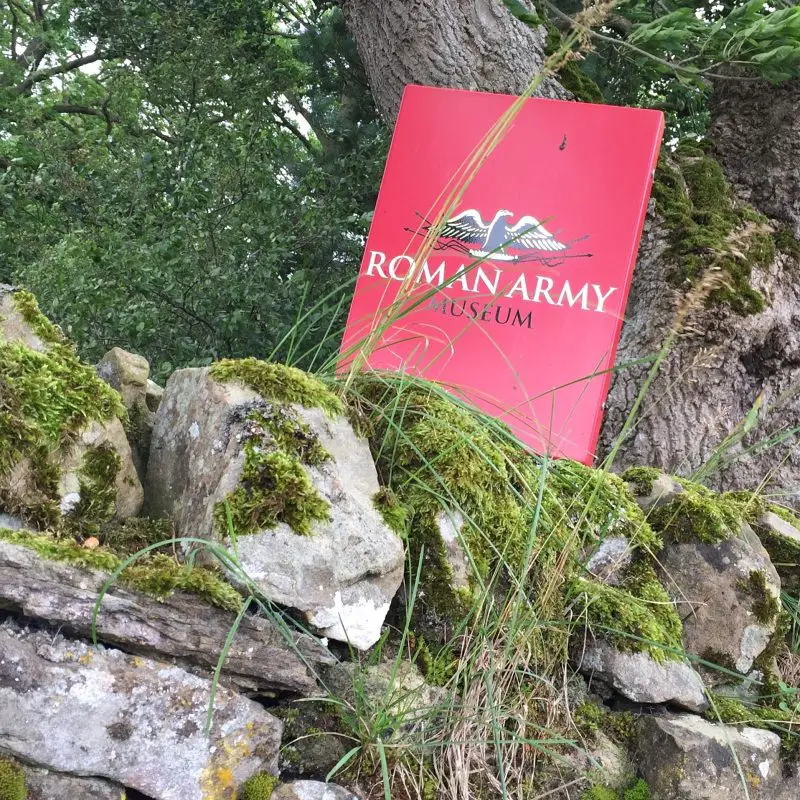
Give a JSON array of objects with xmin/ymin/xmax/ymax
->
[
  {"xmin": 1, "ymin": 0, "xmax": 798, "ymax": 378},
  {"xmin": 1, "ymin": 0, "xmax": 386, "ymax": 379}
]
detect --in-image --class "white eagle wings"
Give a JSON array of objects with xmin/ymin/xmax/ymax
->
[{"xmin": 438, "ymin": 209, "xmax": 567, "ymax": 261}]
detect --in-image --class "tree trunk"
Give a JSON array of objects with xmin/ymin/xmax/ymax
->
[
  {"xmin": 342, "ymin": 2, "xmax": 800, "ymax": 504},
  {"xmin": 340, "ymin": 0, "xmax": 564, "ymax": 123}
]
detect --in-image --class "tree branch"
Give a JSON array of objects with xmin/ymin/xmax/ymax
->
[
  {"xmin": 14, "ymin": 51, "xmax": 105, "ymax": 95},
  {"xmin": 268, "ymin": 101, "xmax": 319, "ymax": 155}
]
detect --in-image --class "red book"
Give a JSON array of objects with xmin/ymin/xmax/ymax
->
[{"xmin": 340, "ymin": 85, "xmax": 664, "ymax": 464}]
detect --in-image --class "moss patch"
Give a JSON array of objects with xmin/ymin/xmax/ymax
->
[
  {"xmin": 210, "ymin": 358, "xmax": 343, "ymax": 418},
  {"xmin": 0, "ymin": 758, "xmax": 26, "ymax": 800},
  {"xmin": 373, "ymin": 487, "xmax": 409, "ymax": 538},
  {"xmin": 360, "ymin": 379, "xmax": 668, "ymax": 657},
  {"xmin": 740, "ymin": 569, "xmax": 781, "ymax": 625},
  {"xmin": 0, "ymin": 527, "xmax": 242, "ymax": 612},
  {"xmin": 647, "ymin": 477, "xmax": 742, "ymax": 544},
  {"xmin": 238, "ymin": 773, "xmax": 280, "ymax": 800},
  {"xmin": 652, "ymin": 147, "xmax": 775, "ymax": 315},
  {"xmin": 706, "ymin": 692, "xmax": 799, "ymax": 753},
  {"xmin": 68, "ymin": 444, "xmax": 123, "ymax": 537},
  {"xmin": 545, "ymin": 27, "xmax": 604, "ymax": 103},
  {"xmin": 212, "ymin": 409, "xmax": 332, "ymax": 537},
  {"xmin": 570, "ymin": 559, "xmax": 683, "ymax": 661},
  {"xmin": 621, "ymin": 466, "xmax": 662, "ymax": 497},
  {"xmin": 0, "ymin": 290, "xmax": 125, "ymax": 530}
]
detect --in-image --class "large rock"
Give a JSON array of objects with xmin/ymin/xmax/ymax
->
[
  {"xmin": 0, "ymin": 536, "xmax": 333, "ymax": 695},
  {"xmin": 146, "ymin": 366, "xmax": 404, "ymax": 649},
  {"xmin": 0, "ymin": 620, "xmax": 282, "ymax": 800},
  {"xmin": 577, "ymin": 639, "xmax": 708, "ymax": 712},
  {"xmin": 0, "ymin": 287, "xmax": 143, "ymax": 528},
  {"xmin": 657, "ymin": 523, "xmax": 781, "ymax": 677},
  {"xmin": 636, "ymin": 713, "xmax": 785, "ymax": 799}
]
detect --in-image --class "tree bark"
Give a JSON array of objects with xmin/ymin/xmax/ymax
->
[
  {"xmin": 342, "ymin": 3, "xmax": 800, "ymax": 503},
  {"xmin": 340, "ymin": 0, "xmax": 564, "ymax": 123}
]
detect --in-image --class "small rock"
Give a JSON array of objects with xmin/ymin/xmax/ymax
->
[
  {"xmin": 628, "ymin": 472, "xmax": 684, "ymax": 511},
  {"xmin": 96, "ymin": 347, "xmax": 150, "ymax": 411},
  {"xmin": 657, "ymin": 523, "xmax": 781, "ymax": 678},
  {"xmin": 0, "ymin": 512, "xmax": 24, "ymax": 530},
  {"xmin": 146, "ymin": 378, "xmax": 165, "ymax": 411},
  {"xmin": 636, "ymin": 712, "xmax": 784, "ymax": 799},
  {"xmin": 82, "ymin": 535, "xmax": 100, "ymax": 549},
  {"xmin": 584, "ymin": 536, "xmax": 632, "ymax": 585},
  {"xmin": 272, "ymin": 781, "xmax": 360, "ymax": 800},
  {"xmin": 0, "ymin": 620, "xmax": 281, "ymax": 800},
  {"xmin": 436, "ymin": 509, "xmax": 470, "ymax": 590},
  {"xmin": 96, "ymin": 347, "xmax": 157, "ymax": 481},
  {"xmin": 578, "ymin": 639, "xmax": 708, "ymax": 712}
]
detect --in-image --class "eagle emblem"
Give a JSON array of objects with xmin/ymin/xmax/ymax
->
[{"xmin": 438, "ymin": 209, "xmax": 567, "ymax": 262}]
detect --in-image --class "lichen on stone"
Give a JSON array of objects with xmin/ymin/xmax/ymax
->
[
  {"xmin": 0, "ymin": 758, "xmax": 26, "ymax": 800},
  {"xmin": 210, "ymin": 358, "xmax": 343, "ymax": 418},
  {"xmin": 237, "ymin": 772, "xmax": 280, "ymax": 800},
  {"xmin": 652, "ymin": 146, "xmax": 776, "ymax": 315}
]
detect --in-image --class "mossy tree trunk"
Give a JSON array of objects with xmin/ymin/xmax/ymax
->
[{"xmin": 342, "ymin": 3, "xmax": 800, "ymax": 504}]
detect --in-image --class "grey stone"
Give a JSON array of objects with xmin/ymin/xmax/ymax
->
[
  {"xmin": 584, "ymin": 536, "xmax": 633, "ymax": 585},
  {"xmin": 146, "ymin": 367, "xmax": 404, "ymax": 650},
  {"xmin": 628, "ymin": 472, "xmax": 684, "ymax": 511},
  {"xmin": 96, "ymin": 347, "xmax": 157, "ymax": 481},
  {"xmin": 578, "ymin": 639, "xmax": 708, "ymax": 712},
  {"xmin": 96, "ymin": 347, "xmax": 150, "ymax": 411},
  {"xmin": 0, "ymin": 537, "xmax": 333, "ymax": 695},
  {"xmin": 0, "ymin": 512, "xmax": 23, "ymax": 530},
  {"xmin": 436, "ymin": 509, "xmax": 470, "ymax": 590},
  {"xmin": 146, "ymin": 378, "xmax": 165, "ymax": 411},
  {"xmin": 0, "ymin": 620, "xmax": 281, "ymax": 800},
  {"xmin": 636, "ymin": 712, "xmax": 785, "ymax": 799},
  {"xmin": 657, "ymin": 523, "xmax": 781, "ymax": 678},
  {"xmin": 21, "ymin": 763, "xmax": 126, "ymax": 800},
  {"xmin": 273, "ymin": 781, "xmax": 359, "ymax": 800}
]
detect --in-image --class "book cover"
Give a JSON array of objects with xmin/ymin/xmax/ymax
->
[{"xmin": 341, "ymin": 84, "xmax": 664, "ymax": 464}]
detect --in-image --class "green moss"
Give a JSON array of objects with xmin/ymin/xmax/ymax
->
[
  {"xmin": 11, "ymin": 288, "xmax": 66, "ymax": 345},
  {"xmin": 238, "ymin": 773, "xmax": 280, "ymax": 800},
  {"xmin": 740, "ymin": 570, "xmax": 781, "ymax": 625},
  {"xmin": 210, "ymin": 358, "xmax": 343, "ymax": 418},
  {"xmin": 373, "ymin": 487, "xmax": 409, "ymax": 537},
  {"xmin": 545, "ymin": 27, "xmax": 604, "ymax": 103},
  {"xmin": 0, "ymin": 527, "xmax": 242, "ymax": 612},
  {"xmin": 100, "ymin": 515, "xmax": 175, "ymax": 555},
  {"xmin": 706, "ymin": 692, "xmax": 799, "ymax": 739},
  {"xmin": 647, "ymin": 478, "xmax": 742, "ymax": 544},
  {"xmin": 581, "ymin": 787, "xmax": 617, "ymax": 800},
  {"xmin": 214, "ymin": 446, "xmax": 330, "ymax": 537},
  {"xmin": 0, "ymin": 758, "xmax": 26, "ymax": 800},
  {"xmin": 249, "ymin": 409, "xmax": 330, "ymax": 466},
  {"xmin": 621, "ymin": 466, "xmax": 662, "ymax": 497},
  {"xmin": 69, "ymin": 444, "xmax": 122, "ymax": 537},
  {"xmin": 0, "ymin": 291, "xmax": 125, "ymax": 530},
  {"xmin": 361, "ymin": 379, "xmax": 666, "ymax": 655},
  {"xmin": 652, "ymin": 148, "xmax": 776, "ymax": 315},
  {"xmin": 624, "ymin": 780, "xmax": 651, "ymax": 800},
  {"xmin": 774, "ymin": 225, "xmax": 800, "ymax": 260},
  {"xmin": 570, "ymin": 559, "xmax": 683, "ymax": 661},
  {"xmin": 415, "ymin": 638, "xmax": 457, "ymax": 686}
]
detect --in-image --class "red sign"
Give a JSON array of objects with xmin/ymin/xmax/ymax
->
[{"xmin": 341, "ymin": 85, "xmax": 664, "ymax": 464}]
